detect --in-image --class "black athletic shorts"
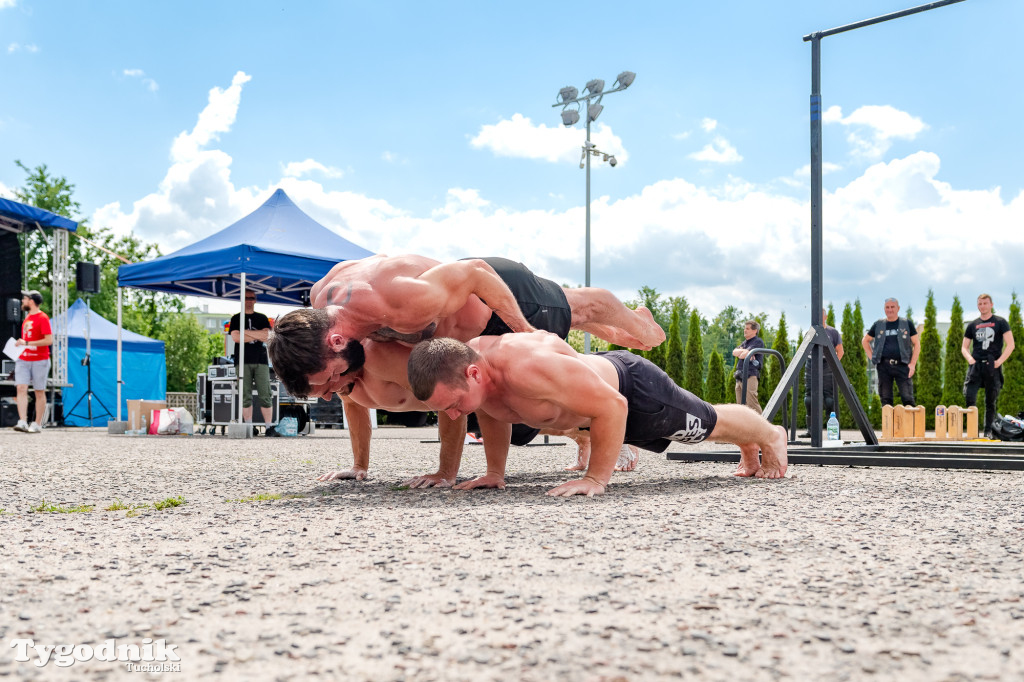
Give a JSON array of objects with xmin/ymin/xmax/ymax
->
[
  {"xmin": 600, "ymin": 351, "xmax": 718, "ymax": 453},
  {"xmin": 474, "ymin": 257, "xmax": 573, "ymax": 340}
]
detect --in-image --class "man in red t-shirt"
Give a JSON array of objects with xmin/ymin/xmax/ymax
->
[{"xmin": 14, "ymin": 290, "xmax": 53, "ymax": 433}]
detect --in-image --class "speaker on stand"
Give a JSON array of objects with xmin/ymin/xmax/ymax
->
[
  {"xmin": 66, "ymin": 262, "xmax": 111, "ymax": 425},
  {"xmin": 76, "ymin": 262, "xmax": 101, "ymax": 295}
]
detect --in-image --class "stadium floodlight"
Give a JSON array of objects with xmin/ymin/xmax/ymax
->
[
  {"xmin": 549, "ymin": 71, "xmax": 635, "ymax": 354},
  {"xmin": 559, "ymin": 86, "xmax": 579, "ymax": 103},
  {"xmin": 614, "ymin": 71, "xmax": 636, "ymax": 89}
]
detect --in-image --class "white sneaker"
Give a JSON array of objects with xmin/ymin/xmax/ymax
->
[
  {"xmin": 27, "ymin": 422, "xmax": 42, "ymax": 433},
  {"xmin": 14, "ymin": 420, "xmax": 29, "ymax": 432}
]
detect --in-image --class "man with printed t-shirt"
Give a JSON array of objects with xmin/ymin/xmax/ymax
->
[
  {"xmin": 13, "ymin": 290, "xmax": 53, "ymax": 433},
  {"xmin": 961, "ymin": 293, "xmax": 1014, "ymax": 438},
  {"xmin": 862, "ymin": 297, "xmax": 919, "ymax": 407}
]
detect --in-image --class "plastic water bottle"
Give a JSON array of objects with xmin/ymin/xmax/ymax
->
[{"xmin": 827, "ymin": 412, "xmax": 840, "ymax": 441}]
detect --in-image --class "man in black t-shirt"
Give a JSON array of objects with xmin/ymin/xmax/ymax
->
[
  {"xmin": 229, "ymin": 290, "xmax": 273, "ymax": 432},
  {"xmin": 862, "ymin": 297, "xmax": 919, "ymax": 407},
  {"xmin": 802, "ymin": 309, "xmax": 844, "ymax": 436},
  {"xmin": 961, "ymin": 293, "xmax": 1015, "ymax": 437}
]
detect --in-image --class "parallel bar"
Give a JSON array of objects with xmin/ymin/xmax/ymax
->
[{"xmin": 668, "ymin": 449, "xmax": 1024, "ymax": 471}]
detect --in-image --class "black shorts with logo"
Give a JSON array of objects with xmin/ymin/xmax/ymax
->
[
  {"xmin": 475, "ymin": 257, "xmax": 573, "ymax": 340},
  {"xmin": 600, "ymin": 350, "xmax": 718, "ymax": 453}
]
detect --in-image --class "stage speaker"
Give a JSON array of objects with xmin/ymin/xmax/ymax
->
[
  {"xmin": 0, "ymin": 232, "xmax": 21, "ymax": 292},
  {"xmin": 5, "ymin": 298, "xmax": 19, "ymax": 320},
  {"xmin": 76, "ymin": 261, "xmax": 101, "ymax": 294}
]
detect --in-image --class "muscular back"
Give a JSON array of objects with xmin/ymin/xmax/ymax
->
[{"xmin": 311, "ymin": 254, "xmax": 494, "ymax": 343}]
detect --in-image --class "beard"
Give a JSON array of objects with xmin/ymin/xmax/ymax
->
[
  {"xmin": 338, "ymin": 338, "xmax": 366, "ymax": 375},
  {"xmin": 22, "ymin": 302, "xmax": 30, "ymax": 312}
]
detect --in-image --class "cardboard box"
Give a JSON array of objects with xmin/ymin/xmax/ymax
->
[{"xmin": 127, "ymin": 399, "xmax": 167, "ymax": 432}]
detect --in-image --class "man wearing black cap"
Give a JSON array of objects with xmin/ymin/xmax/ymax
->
[
  {"xmin": 13, "ymin": 290, "xmax": 52, "ymax": 433},
  {"xmin": 229, "ymin": 289, "xmax": 273, "ymax": 435}
]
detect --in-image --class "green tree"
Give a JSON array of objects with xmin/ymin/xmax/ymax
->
[
  {"xmin": 826, "ymin": 304, "xmax": 836, "ymax": 327},
  {"xmin": 705, "ymin": 349, "xmax": 727, "ymax": 404},
  {"xmin": 664, "ymin": 301, "xmax": 685, "ymax": 385},
  {"xmin": 158, "ymin": 314, "xmax": 224, "ymax": 392},
  {"xmin": 759, "ymin": 313, "xmax": 791, "ymax": 423},
  {"xmin": 905, "ymin": 304, "xmax": 918, "ymax": 401},
  {"xmin": 704, "ymin": 304, "xmax": 745, "ymax": 368},
  {"xmin": 917, "ymin": 290, "xmax": 943, "ymax": 427},
  {"xmin": 683, "ymin": 310, "xmax": 705, "ymax": 398},
  {"xmin": 629, "ymin": 286, "xmax": 671, "ymax": 368},
  {"xmin": 942, "ymin": 295, "xmax": 967, "ymax": 407},
  {"xmin": 999, "ymin": 292, "xmax": 1024, "ymax": 417},
  {"xmin": 848, "ymin": 300, "xmax": 871, "ymax": 421}
]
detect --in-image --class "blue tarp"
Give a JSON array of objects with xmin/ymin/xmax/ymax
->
[
  {"xmin": 0, "ymin": 197, "xmax": 78, "ymax": 232},
  {"xmin": 56, "ymin": 299, "xmax": 166, "ymax": 427},
  {"xmin": 117, "ymin": 188, "xmax": 374, "ymax": 306}
]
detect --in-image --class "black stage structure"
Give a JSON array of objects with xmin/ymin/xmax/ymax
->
[{"xmin": 680, "ymin": 0, "xmax": 1024, "ymax": 471}]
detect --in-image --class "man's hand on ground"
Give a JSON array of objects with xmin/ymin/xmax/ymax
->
[
  {"xmin": 405, "ymin": 473, "xmax": 454, "ymax": 489},
  {"xmin": 545, "ymin": 477, "xmax": 606, "ymax": 498},
  {"xmin": 453, "ymin": 473, "xmax": 506, "ymax": 490},
  {"xmin": 317, "ymin": 468, "xmax": 368, "ymax": 482}
]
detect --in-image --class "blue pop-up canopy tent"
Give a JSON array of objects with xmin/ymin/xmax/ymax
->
[
  {"xmin": 115, "ymin": 189, "xmax": 373, "ymax": 431},
  {"xmin": 56, "ymin": 299, "xmax": 166, "ymax": 427},
  {"xmin": 0, "ymin": 196, "xmax": 79, "ymax": 232},
  {"xmin": 117, "ymin": 188, "xmax": 374, "ymax": 306}
]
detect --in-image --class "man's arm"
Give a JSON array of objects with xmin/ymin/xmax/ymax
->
[
  {"xmin": 16, "ymin": 333, "xmax": 53, "ymax": 348},
  {"xmin": 908, "ymin": 333, "xmax": 921, "ymax": 377},
  {"xmin": 835, "ymin": 342, "xmax": 844, "ymax": 362},
  {"xmin": 961, "ymin": 336, "xmax": 975, "ymax": 364},
  {"xmin": 318, "ymin": 398, "xmax": 372, "ymax": 481},
  {"xmin": 996, "ymin": 331, "xmax": 1015, "ymax": 368},
  {"xmin": 861, "ymin": 333, "xmax": 874, "ymax": 362},
  {"xmin": 392, "ymin": 259, "xmax": 536, "ymax": 333},
  {"xmin": 406, "ymin": 412, "xmax": 467, "ymax": 488},
  {"xmin": 453, "ymin": 413, "xmax": 512, "ymax": 490}
]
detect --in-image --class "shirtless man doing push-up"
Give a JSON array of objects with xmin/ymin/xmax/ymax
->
[
  {"xmin": 407, "ymin": 332, "xmax": 788, "ymax": 497},
  {"xmin": 268, "ymin": 255, "xmax": 664, "ymax": 484}
]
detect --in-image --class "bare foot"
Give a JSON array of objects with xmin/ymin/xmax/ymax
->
[
  {"xmin": 615, "ymin": 444, "xmax": 640, "ymax": 472},
  {"xmin": 318, "ymin": 468, "xmax": 367, "ymax": 482},
  {"xmin": 756, "ymin": 425, "xmax": 788, "ymax": 479},
  {"xmin": 734, "ymin": 443, "xmax": 761, "ymax": 477},
  {"xmin": 565, "ymin": 436, "xmax": 591, "ymax": 471},
  {"xmin": 634, "ymin": 306, "xmax": 667, "ymax": 349},
  {"xmin": 405, "ymin": 473, "xmax": 454, "ymax": 488}
]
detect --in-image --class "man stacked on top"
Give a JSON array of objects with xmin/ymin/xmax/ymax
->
[
  {"xmin": 268, "ymin": 254, "xmax": 665, "ymax": 485},
  {"xmin": 407, "ymin": 332, "xmax": 788, "ymax": 497}
]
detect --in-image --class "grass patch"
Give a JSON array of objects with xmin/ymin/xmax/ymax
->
[
  {"xmin": 30, "ymin": 500, "xmax": 95, "ymax": 514},
  {"xmin": 300, "ymin": 459, "xmax": 314, "ymax": 465},
  {"xmin": 105, "ymin": 499, "xmax": 130, "ymax": 511},
  {"xmin": 152, "ymin": 496, "xmax": 186, "ymax": 510}
]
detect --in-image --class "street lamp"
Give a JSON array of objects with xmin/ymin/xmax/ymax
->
[{"xmin": 553, "ymin": 71, "xmax": 635, "ymax": 353}]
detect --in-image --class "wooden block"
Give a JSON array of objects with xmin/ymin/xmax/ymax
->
[
  {"xmin": 894, "ymin": 405, "xmax": 907, "ymax": 438},
  {"xmin": 934, "ymin": 405, "xmax": 947, "ymax": 440},
  {"xmin": 965, "ymin": 406, "xmax": 979, "ymax": 439},
  {"xmin": 908, "ymin": 406, "xmax": 926, "ymax": 438},
  {"xmin": 882, "ymin": 404, "xmax": 895, "ymax": 440},
  {"xmin": 947, "ymin": 405, "xmax": 963, "ymax": 441}
]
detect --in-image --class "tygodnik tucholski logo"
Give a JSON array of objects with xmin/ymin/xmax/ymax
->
[{"xmin": 9, "ymin": 637, "xmax": 181, "ymax": 671}]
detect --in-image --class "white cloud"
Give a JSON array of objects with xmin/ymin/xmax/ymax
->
[
  {"xmin": 123, "ymin": 68, "xmax": 159, "ymax": 91},
  {"xmin": 701, "ymin": 118, "xmax": 717, "ymax": 132},
  {"xmin": 671, "ymin": 131, "xmax": 690, "ymax": 141},
  {"xmin": 825, "ymin": 104, "xmax": 927, "ymax": 160},
  {"xmin": 92, "ymin": 75, "xmax": 1024, "ymax": 332},
  {"xmin": 470, "ymin": 113, "xmax": 629, "ymax": 166},
  {"xmin": 7, "ymin": 42, "xmax": 38, "ymax": 53},
  {"xmin": 0, "ymin": 0, "xmax": 16, "ymax": 8},
  {"xmin": 689, "ymin": 137, "xmax": 742, "ymax": 164},
  {"xmin": 283, "ymin": 159, "xmax": 343, "ymax": 179}
]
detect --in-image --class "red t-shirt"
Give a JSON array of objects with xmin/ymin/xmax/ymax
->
[{"xmin": 21, "ymin": 311, "xmax": 52, "ymax": 361}]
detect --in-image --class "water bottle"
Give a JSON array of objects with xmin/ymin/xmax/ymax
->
[{"xmin": 827, "ymin": 412, "xmax": 840, "ymax": 441}]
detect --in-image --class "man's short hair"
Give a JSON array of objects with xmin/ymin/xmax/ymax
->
[
  {"xmin": 267, "ymin": 308, "xmax": 333, "ymax": 398},
  {"xmin": 884, "ymin": 297, "xmax": 899, "ymax": 305},
  {"xmin": 21, "ymin": 290, "xmax": 43, "ymax": 306},
  {"xmin": 978, "ymin": 293, "xmax": 993, "ymax": 304},
  {"xmin": 744, "ymin": 320, "xmax": 759, "ymax": 332},
  {"xmin": 408, "ymin": 338, "xmax": 480, "ymax": 401}
]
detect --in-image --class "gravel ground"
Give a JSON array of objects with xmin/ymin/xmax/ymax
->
[{"xmin": 1, "ymin": 425, "xmax": 1023, "ymax": 681}]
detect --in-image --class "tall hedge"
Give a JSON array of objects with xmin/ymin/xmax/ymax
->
[
  {"xmin": 917, "ymin": 290, "xmax": 943, "ymax": 426},
  {"xmin": 665, "ymin": 301, "xmax": 684, "ymax": 386},
  {"xmin": 760, "ymin": 313, "xmax": 791, "ymax": 424},
  {"xmin": 942, "ymin": 295, "xmax": 967, "ymax": 407},
  {"xmin": 999, "ymin": 293, "xmax": 1024, "ymax": 417},
  {"xmin": 683, "ymin": 310, "xmax": 705, "ymax": 398},
  {"xmin": 705, "ymin": 349, "xmax": 727, "ymax": 405}
]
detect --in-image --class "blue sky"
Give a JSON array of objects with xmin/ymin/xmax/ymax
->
[{"xmin": 2, "ymin": 0, "xmax": 1022, "ymax": 329}]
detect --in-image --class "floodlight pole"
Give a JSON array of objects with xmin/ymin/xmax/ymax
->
[
  {"xmin": 553, "ymin": 75, "xmax": 633, "ymax": 353},
  {"xmin": 763, "ymin": 0, "xmax": 967, "ymax": 447}
]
